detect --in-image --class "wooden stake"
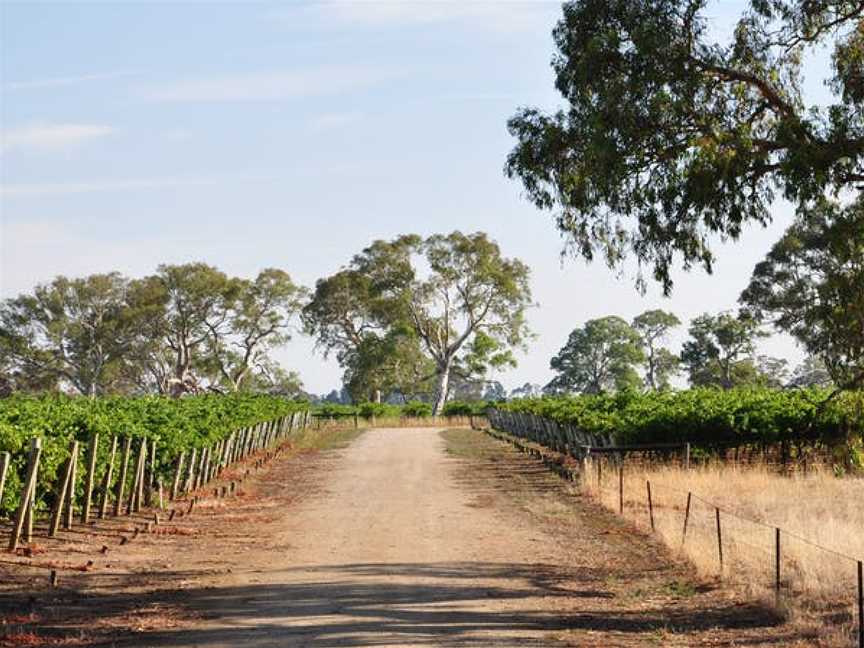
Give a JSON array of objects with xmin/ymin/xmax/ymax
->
[
  {"xmin": 170, "ymin": 451, "xmax": 186, "ymax": 501},
  {"xmin": 146, "ymin": 440, "xmax": 156, "ymax": 506},
  {"xmin": 98, "ymin": 435, "xmax": 118, "ymax": 519},
  {"xmin": 49, "ymin": 440, "xmax": 78, "ymax": 537},
  {"xmin": 618, "ymin": 461, "xmax": 624, "ymax": 515},
  {"xmin": 9, "ymin": 438, "xmax": 42, "ymax": 551},
  {"xmin": 63, "ymin": 443, "xmax": 79, "ymax": 530},
  {"xmin": 127, "ymin": 438, "xmax": 146, "ymax": 514},
  {"xmin": 81, "ymin": 433, "xmax": 99, "ymax": 524},
  {"xmin": 715, "ymin": 507, "xmax": 723, "ymax": 574},
  {"xmin": 681, "ymin": 492, "xmax": 692, "ymax": 546},
  {"xmin": 775, "ymin": 528, "xmax": 781, "ymax": 600},
  {"xmin": 646, "ymin": 480, "xmax": 654, "ymax": 531},
  {"xmin": 0, "ymin": 452, "xmax": 10, "ymax": 508},
  {"xmin": 114, "ymin": 436, "xmax": 132, "ymax": 516},
  {"xmin": 135, "ymin": 440, "xmax": 147, "ymax": 512},
  {"xmin": 183, "ymin": 447, "xmax": 197, "ymax": 493}
]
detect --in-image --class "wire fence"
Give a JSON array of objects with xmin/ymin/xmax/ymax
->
[{"xmin": 484, "ymin": 408, "xmax": 864, "ymax": 648}]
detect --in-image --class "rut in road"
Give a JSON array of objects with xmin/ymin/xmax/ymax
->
[{"xmin": 164, "ymin": 427, "xmax": 572, "ymax": 647}]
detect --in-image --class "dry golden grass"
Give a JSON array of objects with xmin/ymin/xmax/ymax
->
[{"xmin": 584, "ymin": 459, "xmax": 864, "ymax": 638}]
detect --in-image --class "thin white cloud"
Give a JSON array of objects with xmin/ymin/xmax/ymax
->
[
  {"xmin": 283, "ymin": 1, "xmax": 557, "ymax": 33},
  {"xmin": 140, "ymin": 65, "xmax": 398, "ymax": 103},
  {"xmin": 308, "ymin": 111, "xmax": 363, "ymax": 132},
  {"xmin": 0, "ymin": 173, "xmax": 279, "ymax": 198},
  {"xmin": 6, "ymin": 71, "xmax": 136, "ymax": 90},
  {"xmin": 1, "ymin": 123, "xmax": 115, "ymax": 154}
]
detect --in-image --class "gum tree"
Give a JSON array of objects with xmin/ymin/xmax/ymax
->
[
  {"xmin": 548, "ymin": 316, "xmax": 645, "ymax": 394},
  {"xmin": 741, "ymin": 197, "xmax": 864, "ymax": 391},
  {"xmin": 632, "ymin": 309, "xmax": 681, "ymax": 390},
  {"xmin": 304, "ymin": 232, "xmax": 533, "ymax": 413},
  {"xmin": 507, "ymin": 0, "xmax": 864, "ymax": 293}
]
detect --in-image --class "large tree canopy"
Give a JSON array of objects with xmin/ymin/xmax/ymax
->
[
  {"xmin": 507, "ymin": 0, "xmax": 864, "ymax": 292},
  {"xmin": 0, "ymin": 264, "xmax": 305, "ymax": 397},
  {"xmin": 0, "ymin": 273, "xmax": 139, "ymax": 396},
  {"xmin": 548, "ymin": 316, "xmax": 645, "ymax": 394},
  {"xmin": 680, "ymin": 311, "xmax": 768, "ymax": 388},
  {"xmin": 304, "ymin": 232, "xmax": 533, "ymax": 413},
  {"xmin": 632, "ymin": 309, "xmax": 681, "ymax": 390},
  {"xmin": 741, "ymin": 197, "xmax": 864, "ymax": 390}
]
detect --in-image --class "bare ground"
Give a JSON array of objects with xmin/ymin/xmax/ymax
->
[{"xmin": 0, "ymin": 428, "xmax": 824, "ymax": 647}]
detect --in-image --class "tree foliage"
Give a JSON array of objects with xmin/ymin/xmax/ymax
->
[
  {"xmin": 632, "ymin": 309, "xmax": 681, "ymax": 390},
  {"xmin": 548, "ymin": 316, "xmax": 645, "ymax": 394},
  {"xmin": 304, "ymin": 232, "xmax": 532, "ymax": 413},
  {"xmin": 741, "ymin": 197, "xmax": 864, "ymax": 390},
  {"xmin": 0, "ymin": 273, "xmax": 141, "ymax": 396},
  {"xmin": 507, "ymin": 0, "xmax": 864, "ymax": 292},
  {"xmin": 0, "ymin": 264, "xmax": 305, "ymax": 397},
  {"xmin": 680, "ymin": 312, "xmax": 768, "ymax": 388}
]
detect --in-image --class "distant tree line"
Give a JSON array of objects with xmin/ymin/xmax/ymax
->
[
  {"xmin": 545, "ymin": 309, "xmax": 834, "ymax": 396},
  {"xmin": 0, "ymin": 263, "xmax": 306, "ymax": 398},
  {"xmin": 0, "ymin": 231, "xmax": 534, "ymax": 415}
]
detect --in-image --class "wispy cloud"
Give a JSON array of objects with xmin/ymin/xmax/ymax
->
[
  {"xmin": 1, "ymin": 123, "xmax": 115, "ymax": 154},
  {"xmin": 140, "ymin": 64, "xmax": 398, "ymax": 103},
  {"xmin": 6, "ymin": 71, "xmax": 136, "ymax": 90},
  {"xmin": 282, "ymin": 1, "xmax": 557, "ymax": 34},
  {"xmin": 308, "ymin": 111, "xmax": 363, "ymax": 133},
  {"xmin": 0, "ymin": 173, "xmax": 278, "ymax": 198}
]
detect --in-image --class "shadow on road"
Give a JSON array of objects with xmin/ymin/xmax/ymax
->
[{"xmin": 2, "ymin": 560, "xmax": 786, "ymax": 647}]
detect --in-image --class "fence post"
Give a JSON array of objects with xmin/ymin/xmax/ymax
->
[
  {"xmin": 146, "ymin": 440, "xmax": 156, "ymax": 506},
  {"xmin": 597, "ymin": 457, "xmax": 602, "ymax": 491},
  {"xmin": 49, "ymin": 440, "xmax": 79, "ymax": 536},
  {"xmin": 98, "ymin": 435, "xmax": 118, "ymax": 518},
  {"xmin": 63, "ymin": 443, "xmax": 79, "ymax": 530},
  {"xmin": 618, "ymin": 460, "xmax": 624, "ymax": 515},
  {"xmin": 681, "ymin": 492, "xmax": 692, "ymax": 546},
  {"xmin": 184, "ymin": 447, "xmax": 197, "ymax": 493},
  {"xmin": 684, "ymin": 442, "xmax": 690, "ymax": 470},
  {"xmin": 9, "ymin": 438, "xmax": 42, "ymax": 551},
  {"xmin": 715, "ymin": 507, "xmax": 723, "ymax": 575},
  {"xmin": 775, "ymin": 527, "xmax": 781, "ymax": 601},
  {"xmin": 646, "ymin": 480, "xmax": 654, "ymax": 531},
  {"xmin": 127, "ymin": 438, "xmax": 146, "ymax": 514},
  {"xmin": 0, "ymin": 452, "xmax": 10, "ymax": 508},
  {"xmin": 858, "ymin": 560, "xmax": 863, "ymax": 648},
  {"xmin": 114, "ymin": 436, "xmax": 132, "ymax": 516},
  {"xmin": 170, "ymin": 451, "xmax": 185, "ymax": 501},
  {"xmin": 81, "ymin": 433, "xmax": 99, "ymax": 524}
]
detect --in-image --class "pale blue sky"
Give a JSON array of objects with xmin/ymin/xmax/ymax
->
[{"xmin": 1, "ymin": 1, "xmax": 817, "ymax": 394}]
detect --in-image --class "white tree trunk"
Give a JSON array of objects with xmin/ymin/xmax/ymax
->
[{"xmin": 432, "ymin": 362, "xmax": 451, "ymax": 416}]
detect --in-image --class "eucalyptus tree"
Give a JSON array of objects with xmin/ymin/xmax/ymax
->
[
  {"xmin": 632, "ymin": 309, "xmax": 681, "ymax": 390},
  {"xmin": 204, "ymin": 268, "xmax": 305, "ymax": 392},
  {"xmin": 548, "ymin": 316, "xmax": 645, "ymax": 394},
  {"xmin": 741, "ymin": 197, "xmax": 864, "ymax": 391},
  {"xmin": 507, "ymin": 0, "xmax": 864, "ymax": 293},
  {"xmin": 133, "ymin": 263, "xmax": 237, "ymax": 396},
  {"xmin": 0, "ymin": 273, "xmax": 139, "ymax": 395},
  {"xmin": 302, "ymin": 259, "xmax": 426, "ymax": 402},
  {"xmin": 680, "ymin": 312, "xmax": 767, "ymax": 389},
  {"xmin": 304, "ymin": 232, "xmax": 533, "ymax": 413}
]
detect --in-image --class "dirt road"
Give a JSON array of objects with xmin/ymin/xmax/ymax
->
[
  {"xmin": 2, "ymin": 427, "xmax": 809, "ymax": 647},
  {"xmin": 159, "ymin": 428, "xmax": 578, "ymax": 647}
]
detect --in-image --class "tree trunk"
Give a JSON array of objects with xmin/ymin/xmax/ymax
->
[{"xmin": 432, "ymin": 362, "xmax": 452, "ymax": 416}]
